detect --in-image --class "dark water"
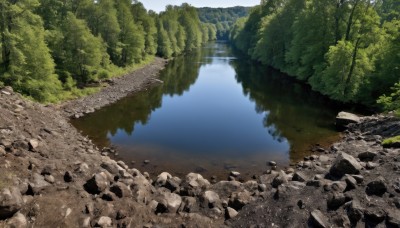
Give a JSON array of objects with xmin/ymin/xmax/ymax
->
[{"xmin": 72, "ymin": 42, "xmax": 340, "ymax": 179}]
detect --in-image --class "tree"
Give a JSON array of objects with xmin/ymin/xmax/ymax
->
[
  {"xmin": 59, "ymin": 12, "xmax": 107, "ymax": 83},
  {"xmin": 0, "ymin": 0, "xmax": 62, "ymax": 102},
  {"xmin": 116, "ymin": 0, "xmax": 145, "ymax": 66}
]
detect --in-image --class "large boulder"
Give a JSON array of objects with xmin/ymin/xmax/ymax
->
[
  {"xmin": 84, "ymin": 172, "xmax": 109, "ymax": 194},
  {"xmin": 366, "ymin": 177, "xmax": 387, "ymax": 196},
  {"xmin": 156, "ymin": 192, "xmax": 182, "ymax": 213},
  {"xmin": 336, "ymin": 112, "xmax": 360, "ymax": 129},
  {"xmin": 200, "ymin": 191, "xmax": 221, "ymax": 208},
  {"xmin": 228, "ymin": 190, "xmax": 253, "ymax": 211},
  {"xmin": 130, "ymin": 175, "xmax": 154, "ymax": 204},
  {"xmin": 271, "ymin": 171, "xmax": 288, "ymax": 188},
  {"xmin": 330, "ymin": 152, "xmax": 362, "ymax": 177},
  {"xmin": 155, "ymin": 172, "xmax": 172, "ymax": 187},
  {"xmin": 180, "ymin": 173, "xmax": 210, "ymax": 196},
  {"xmin": 0, "ymin": 187, "xmax": 23, "ymax": 219},
  {"xmin": 28, "ymin": 173, "xmax": 51, "ymax": 195}
]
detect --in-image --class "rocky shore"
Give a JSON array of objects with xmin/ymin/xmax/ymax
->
[
  {"xmin": 0, "ymin": 71, "xmax": 399, "ymax": 227},
  {"xmin": 61, "ymin": 57, "xmax": 168, "ymax": 119}
]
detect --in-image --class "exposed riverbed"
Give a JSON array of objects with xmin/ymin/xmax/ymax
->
[{"xmin": 72, "ymin": 42, "xmax": 341, "ymax": 179}]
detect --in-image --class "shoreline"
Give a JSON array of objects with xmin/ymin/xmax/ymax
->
[
  {"xmin": 60, "ymin": 57, "xmax": 168, "ymax": 119},
  {"xmin": 0, "ymin": 69, "xmax": 399, "ymax": 226}
]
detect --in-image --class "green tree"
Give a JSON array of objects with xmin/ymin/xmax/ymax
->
[
  {"xmin": 59, "ymin": 12, "xmax": 108, "ymax": 83},
  {"xmin": 0, "ymin": 0, "xmax": 62, "ymax": 102},
  {"xmin": 116, "ymin": 0, "xmax": 145, "ymax": 66}
]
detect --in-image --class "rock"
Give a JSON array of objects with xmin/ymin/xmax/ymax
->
[
  {"xmin": 332, "ymin": 214, "xmax": 351, "ymax": 228},
  {"xmin": 268, "ymin": 161, "xmax": 277, "ymax": 166},
  {"xmin": 366, "ymin": 162, "xmax": 379, "ymax": 170},
  {"xmin": 181, "ymin": 173, "xmax": 210, "ymax": 196},
  {"xmin": 297, "ymin": 200, "xmax": 305, "ymax": 209},
  {"xmin": 331, "ymin": 181, "xmax": 347, "ymax": 193},
  {"xmin": 258, "ymin": 184, "xmax": 267, "ymax": 192},
  {"xmin": 347, "ymin": 200, "xmax": 364, "ymax": 223},
  {"xmin": 344, "ymin": 175, "xmax": 357, "ymax": 190},
  {"xmin": 201, "ymin": 191, "xmax": 221, "ymax": 208},
  {"xmin": 100, "ymin": 161, "xmax": 121, "ymax": 175},
  {"xmin": 178, "ymin": 197, "xmax": 198, "ymax": 213},
  {"xmin": 110, "ymin": 183, "xmax": 132, "ymax": 198},
  {"xmin": 358, "ymin": 151, "xmax": 377, "ymax": 162},
  {"xmin": 351, "ymin": 175, "xmax": 364, "ymax": 184},
  {"xmin": 330, "ymin": 152, "xmax": 362, "ymax": 177},
  {"xmin": 292, "ymin": 172, "xmax": 308, "ymax": 182},
  {"xmin": 143, "ymin": 160, "xmax": 150, "ymax": 164},
  {"xmin": 319, "ymin": 155, "xmax": 330, "ymax": 163},
  {"xmin": 271, "ymin": 171, "xmax": 288, "ymax": 188},
  {"xmin": 76, "ymin": 163, "xmax": 89, "ymax": 174},
  {"xmin": 228, "ymin": 190, "xmax": 253, "ymax": 210},
  {"xmin": 230, "ymin": 171, "xmax": 240, "ymax": 177},
  {"xmin": 148, "ymin": 200, "xmax": 158, "ymax": 212},
  {"xmin": 336, "ymin": 112, "xmax": 360, "ymax": 129},
  {"xmin": 364, "ymin": 207, "xmax": 386, "ymax": 224},
  {"xmin": 393, "ymin": 197, "xmax": 400, "ymax": 209},
  {"xmin": 81, "ymin": 216, "xmax": 91, "ymax": 227},
  {"xmin": 225, "ymin": 207, "xmax": 238, "ymax": 220},
  {"xmin": 310, "ymin": 210, "xmax": 330, "ymax": 228},
  {"xmin": 96, "ymin": 216, "xmax": 112, "ymax": 227},
  {"xmin": 165, "ymin": 178, "xmax": 180, "ymax": 193},
  {"xmin": 131, "ymin": 175, "xmax": 154, "ymax": 204},
  {"xmin": 44, "ymin": 175, "xmax": 55, "ymax": 184},
  {"xmin": 28, "ymin": 139, "xmax": 39, "ymax": 151},
  {"xmin": 6, "ymin": 212, "xmax": 27, "ymax": 228},
  {"xmin": 40, "ymin": 164, "xmax": 55, "ymax": 175},
  {"xmin": 64, "ymin": 171, "xmax": 73, "ymax": 182},
  {"xmin": 327, "ymin": 192, "xmax": 346, "ymax": 210},
  {"xmin": 155, "ymin": 172, "xmax": 172, "ymax": 187},
  {"xmin": 0, "ymin": 146, "xmax": 6, "ymax": 156},
  {"xmin": 0, "ymin": 187, "xmax": 23, "ymax": 219},
  {"xmin": 366, "ymin": 177, "xmax": 387, "ymax": 196},
  {"xmin": 386, "ymin": 209, "xmax": 400, "ymax": 227},
  {"xmin": 157, "ymin": 192, "xmax": 182, "ymax": 213},
  {"xmin": 101, "ymin": 190, "xmax": 116, "ymax": 201},
  {"xmin": 12, "ymin": 140, "xmax": 29, "ymax": 151},
  {"xmin": 29, "ymin": 173, "xmax": 51, "ymax": 194},
  {"xmin": 84, "ymin": 172, "xmax": 109, "ymax": 194},
  {"xmin": 116, "ymin": 209, "xmax": 128, "ymax": 220}
]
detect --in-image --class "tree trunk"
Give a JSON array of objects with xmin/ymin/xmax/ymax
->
[
  {"xmin": 345, "ymin": 0, "xmax": 360, "ymax": 41},
  {"xmin": 343, "ymin": 37, "xmax": 361, "ymax": 97}
]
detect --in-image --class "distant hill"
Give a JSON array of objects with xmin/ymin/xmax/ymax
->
[{"xmin": 197, "ymin": 6, "xmax": 251, "ymax": 40}]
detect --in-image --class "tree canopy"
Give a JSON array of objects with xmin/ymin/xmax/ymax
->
[
  {"xmin": 197, "ymin": 6, "xmax": 250, "ymax": 40},
  {"xmin": 0, "ymin": 0, "xmax": 215, "ymax": 102},
  {"xmin": 231, "ymin": 0, "xmax": 400, "ymax": 112}
]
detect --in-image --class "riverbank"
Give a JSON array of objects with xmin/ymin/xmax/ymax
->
[
  {"xmin": 61, "ymin": 57, "xmax": 168, "ymax": 118},
  {"xmin": 0, "ymin": 85, "xmax": 399, "ymax": 226}
]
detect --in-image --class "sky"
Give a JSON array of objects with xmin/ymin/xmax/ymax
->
[{"xmin": 140, "ymin": 0, "xmax": 260, "ymax": 13}]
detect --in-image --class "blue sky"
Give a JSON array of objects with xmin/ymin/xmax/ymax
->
[{"xmin": 140, "ymin": 0, "xmax": 260, "ymax": 13}]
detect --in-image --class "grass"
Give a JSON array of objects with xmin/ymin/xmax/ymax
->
[
  {"xmin": 50, "ymin": 56, "xmax": 156, "ymax": 103},
  {"xmin": 382, "ymin": 135, "xmax": 400, "ymax": 147}
]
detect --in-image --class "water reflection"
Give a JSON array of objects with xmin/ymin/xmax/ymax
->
[{"xmin": 72, "ymin": 42, "xmax": 339, "ymax": 179}]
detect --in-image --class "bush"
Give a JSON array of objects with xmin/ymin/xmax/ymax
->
[{"xmin": 377, "ymin": 82, "xmax": 400, "ymax": 115}]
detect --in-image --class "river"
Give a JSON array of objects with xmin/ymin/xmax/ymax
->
[{"xmin": 72, "ymin": 42, "xmax": 340, "ymax": 179}]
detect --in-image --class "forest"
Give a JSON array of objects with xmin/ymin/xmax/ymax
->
[
  {"xmin": 197, "ymin": 6, "xmax": 250, "ymax": 40},
  {"xmin": 230, "ymin": 0, "xmax": 400, "ymax": 113},
  {"xmin": 0, "ymin": 0, "xmax": 216, "ymax": 103}
]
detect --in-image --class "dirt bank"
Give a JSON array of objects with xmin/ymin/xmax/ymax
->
[{"xmin": 0, "ymin": 68, "xmax": 399, "ymax": 227}]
